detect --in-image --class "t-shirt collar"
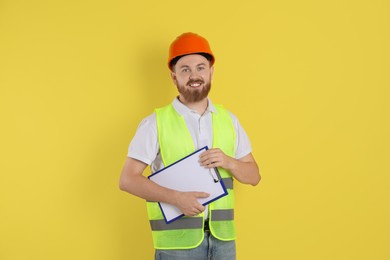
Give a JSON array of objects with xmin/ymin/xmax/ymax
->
[{"xmin": 172, "ymin": 97, "xmax": 217, "ymax": 116}]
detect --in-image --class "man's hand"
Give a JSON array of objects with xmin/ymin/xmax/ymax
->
[
  {"xmin": 173, "ymin": 191, "xmax": 209, "ymax": 216},
  {"xmin": 199, "ymin": 148, "xmax": 232, "ymax": 170},
  {"xmin": 199, "ymin": 148, "xmax": 261, "ymax": 186}
]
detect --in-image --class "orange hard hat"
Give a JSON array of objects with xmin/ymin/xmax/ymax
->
[{"xmin": 168, "ymin": 32, "xmax": 215, "ymax": 70}]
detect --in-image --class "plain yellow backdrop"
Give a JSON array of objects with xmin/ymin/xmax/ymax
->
[{"xmin": 1, "ymin": 0, "xmax": 389, "ymax": 259}]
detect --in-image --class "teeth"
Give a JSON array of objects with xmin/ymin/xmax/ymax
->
[{"xmin": 190, "ymin": 83, "xmax": 201, "ymax": 87}]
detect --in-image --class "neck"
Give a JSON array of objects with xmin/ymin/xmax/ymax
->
[{"xmin": 178, "ymin": 96, "xmax": 209, "ymax": 115}]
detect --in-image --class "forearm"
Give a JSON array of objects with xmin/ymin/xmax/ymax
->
[
  {"xmin": 119, "ymin": 157, "xmax": 179, "ymax": 205},
  {"xmin": 226, "ymin": 157, "xmax": 260, "ymax": 186},
  {"xmin": 120, "ymin": 173, "xmax": 178, "ymax": 205}
]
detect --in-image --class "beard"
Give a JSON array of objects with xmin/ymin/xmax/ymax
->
[{"xmin": 177, "ymin": 79, "xmax": 211, "ymax": 103}]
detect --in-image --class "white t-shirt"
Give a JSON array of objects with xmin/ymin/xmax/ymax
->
[{"xmin": 127, "ymin": 97, "xmax": 253, "ymax": 172}]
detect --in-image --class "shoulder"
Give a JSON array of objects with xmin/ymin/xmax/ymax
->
[
  {"xmin": 136, "ymin": 112, "xmax": 157, "ymax": 132},
  {"xmin": 128, "ymin": 112, "xmax": 159, "ymax": 165}
]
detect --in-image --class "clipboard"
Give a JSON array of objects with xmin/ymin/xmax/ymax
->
[{"xmin": 148, "ymin": 146, "xmax": 228, "ymax": 224}]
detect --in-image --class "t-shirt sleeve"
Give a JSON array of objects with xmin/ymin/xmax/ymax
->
[
  {"xmin": 229, "ymin": 112, "xmax": 253, "ymax": 159},
  {"xmin": 127, "ymin": 113, "xmax": 159, "ymax": 165}
]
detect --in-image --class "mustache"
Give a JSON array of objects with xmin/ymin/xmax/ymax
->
[{"xmin": 187, "ymin": 79, "xmax": 204, "ymax": 85}]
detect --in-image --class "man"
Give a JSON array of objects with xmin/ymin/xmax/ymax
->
[{"xmin": 119, "ymin": 32, "xmax": 261, "ymax": 260}]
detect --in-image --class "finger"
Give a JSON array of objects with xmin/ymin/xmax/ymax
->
[
  {"xmin": 199, "ymin": 150, "xmax": 212, "ymax": 159},
  {"xmin": 206, "ymin": 153, "xmax": 221, "ymax": 161},
  {"xmin": 199, "ymin": 151, "xmax": 208, "ymax": 158},
  {"xmin": 203, "ymin": 160, "xmax": 219, "ymax": 168},
  {"xmin": 199, "ymin": 156, "xmax": 218, "ymax": 166},
  {"xmin": 195, "ymin": 192, "xmax": 210, "ymax": 198},
  {"xmin": 199, "ymin": 148, "xmax": 220, "ymax": 158},
  {"xmin": 194, "ymin": 204, "xmax": 205, "ymax": 213},
  {"xmin": 199, "ymin": 153, "xmax": 213, "ymax": 162},
  {"xmin": 205, "ymin": 148, "xmax": 221, "ymax": 155},
  {"xmin": 190, "ymin": 206, "xmax": 201, "ymax": 215},
  {"xmin": 202, "ymin": 160, "xmax": 215, "ymax": 167},
  {"xmin": 210, "ymin": 162, "xmax": 219, "ymax": 167}
]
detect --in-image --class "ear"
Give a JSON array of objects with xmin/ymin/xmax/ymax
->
[
  {"xmin": 170, "ymin": 71, "xmax": 177, "ymax": 84},
  {"xmin": 210, "ymin": 66, "xmax": 214, "ymax": 80}
]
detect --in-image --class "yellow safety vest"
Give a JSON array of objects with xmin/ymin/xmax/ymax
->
[{"xmin": 147, "ymin": 103, "xmax": 236, "ymax": 249}]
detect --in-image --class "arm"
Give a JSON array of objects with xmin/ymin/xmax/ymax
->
[
  {"xmin": 119, "ymin": 157, "xmax": 209, "ymax": 216},
  {"xmin": 199, "ymin": 149, "xmax": 261, "ymax": 186}
]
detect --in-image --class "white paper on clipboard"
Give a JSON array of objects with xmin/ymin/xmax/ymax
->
[{"xmin": 148, "ymin": 146, "xmax": 228, "ymax": 223}]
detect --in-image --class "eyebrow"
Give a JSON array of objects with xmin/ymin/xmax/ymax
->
[{"xmin": 179, "ymin": 63, "xmax": 207, "ymax": 69}]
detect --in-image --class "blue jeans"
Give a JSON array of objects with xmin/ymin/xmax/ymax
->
[{"xmin": 154, "ymin": 231, "xmax": 236, "ymax": 260}]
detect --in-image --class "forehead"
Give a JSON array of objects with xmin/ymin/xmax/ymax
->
[{"xmin": 175, "ymin": 54, "xmax": 209, "ymax": 68}]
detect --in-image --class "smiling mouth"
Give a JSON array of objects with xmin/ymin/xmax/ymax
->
[{"xmin": 188, "ymin": 81, "xmax": 204, "ymax": 88}]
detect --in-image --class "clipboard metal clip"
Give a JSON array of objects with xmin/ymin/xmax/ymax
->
[{"xmin": 209, "ymin": 168, "xmax": 220, "ymax": 183}]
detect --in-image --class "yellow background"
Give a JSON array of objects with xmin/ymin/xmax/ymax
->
[{"xmin": 1, "ymin": 0, "xmax": 389, "ymax": 259}]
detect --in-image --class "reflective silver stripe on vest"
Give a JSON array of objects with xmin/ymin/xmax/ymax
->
[
  {"xmin": 211, "ymin": 209, "xmax": 234, "ymax": 221},
  {"xmin": 222, "ymin": 177, "xmax": 233, "ymax": 189},
  {"xmin": 150, "ymin": 217, "xmax": 203, "ymax": 231}
]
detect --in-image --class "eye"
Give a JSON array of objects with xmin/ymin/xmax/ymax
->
[
  {"xmin": 182, "ymin": 68, "xmax": 190, "ymax": 73},
  {"xmin": 197, "ymin": 66, "xmax": 205, "ymax": 71}
]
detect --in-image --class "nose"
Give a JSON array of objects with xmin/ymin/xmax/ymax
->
[{"xmin": 189, "ymin": 70, "xmax": 200, "ymax": 80}]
